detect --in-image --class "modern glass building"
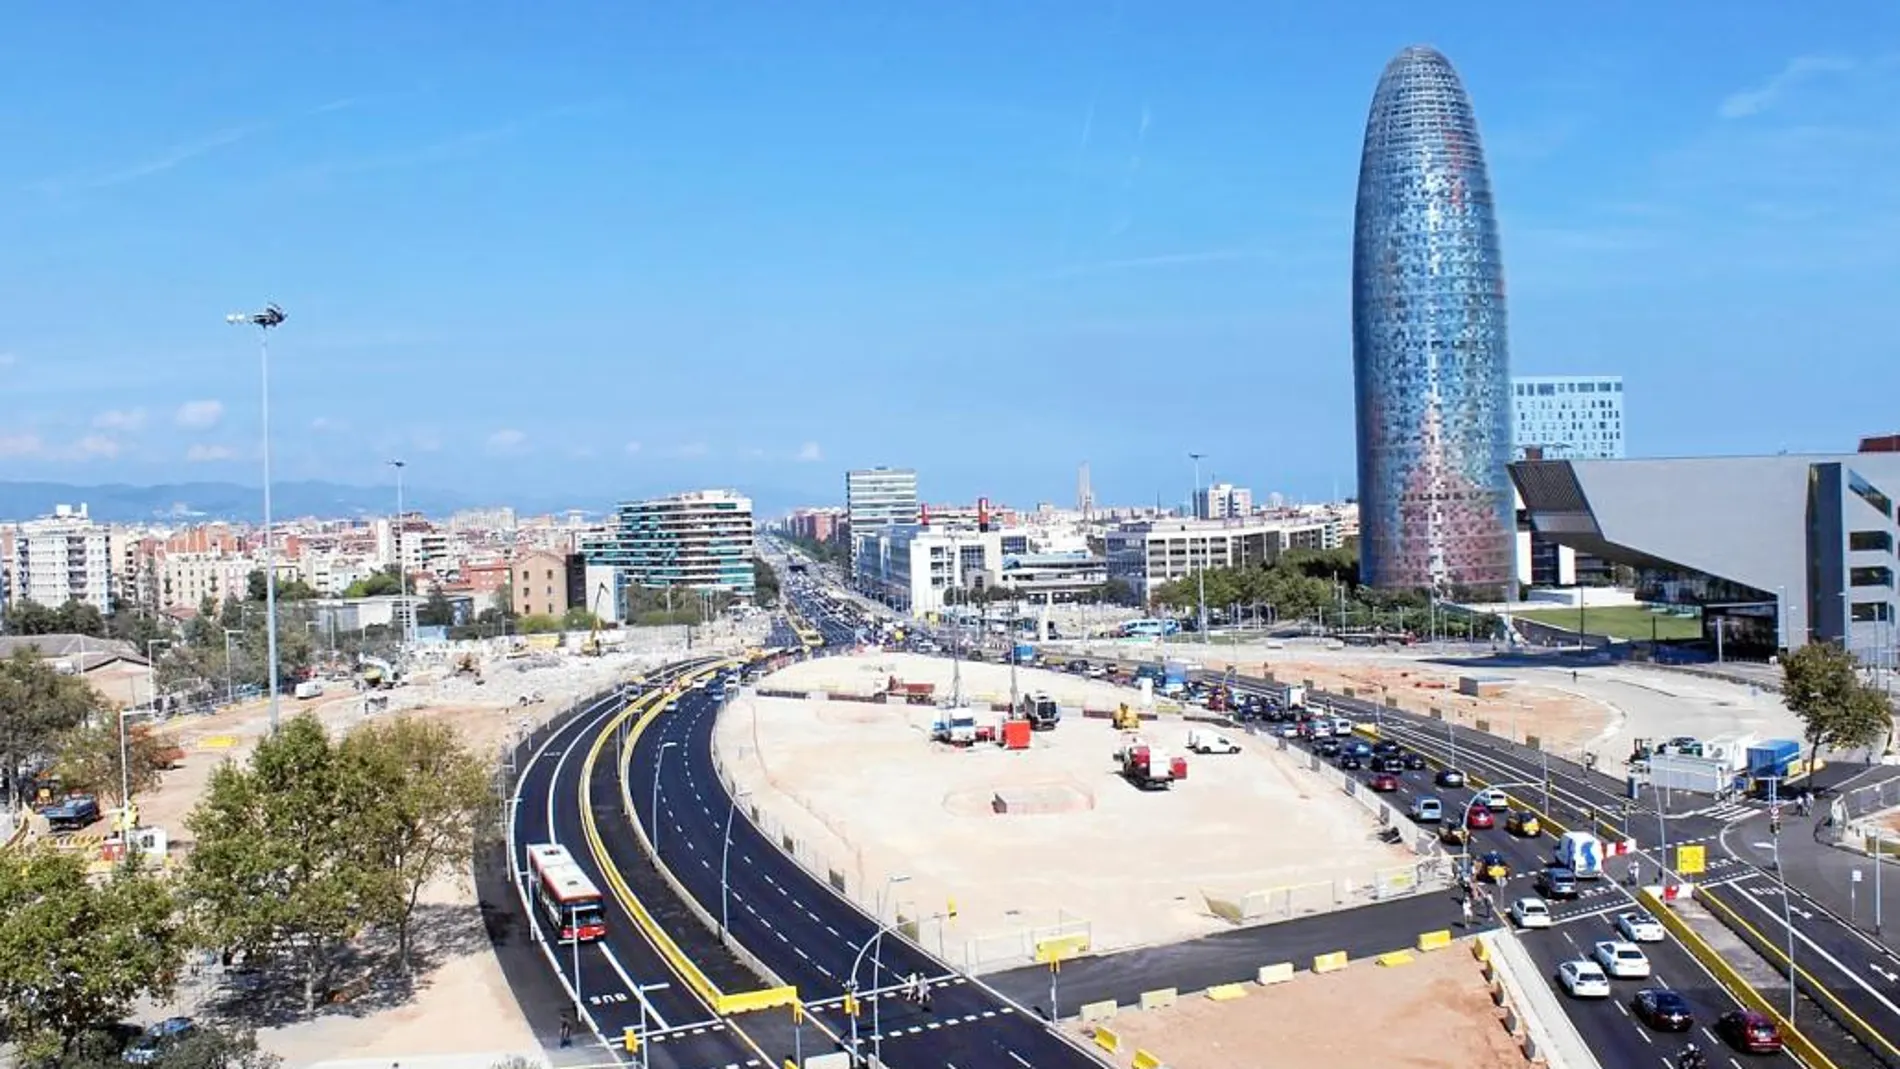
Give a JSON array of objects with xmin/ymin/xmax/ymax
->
[
  {"xmin": 585, "ymin": 490, "xmax": 756, "ymax": 599},
  {"xmin": 1352, "ymin": 45, "xmax": 1514, "ymax": 596}
]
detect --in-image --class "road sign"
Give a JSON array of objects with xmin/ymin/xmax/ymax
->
[{"xmin": 1677, "ymin": 844, "xmax": 1706, "ymax": 875}]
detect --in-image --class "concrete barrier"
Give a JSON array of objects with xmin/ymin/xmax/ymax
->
[
  {"xmin": 1480, "ymin": 930, "xmax": 1602, "ymax": 1069},
  {"xmin": 1093, "ymin": 1026, "xmax": 1121, "ymax": 1053},
  {"xmin": 1139, "ymin": 986, "xmax": 1178, "ymax": 1010},
  {"xmin": 1312, "ymin": 951, "xmax": 1349, "ymax": 974},
  {"xmin": 1205, "ymin": 983, "xmax": 1247, "ymax": 1000},
  {"xmin": 1376, "ymin": 950, "xmax": 1415, "ymax": 967},
  {"xmin": 1132, "ymin": 1051, "xmax": 1165, "ymax": 1069},
  {"xmin": 1256, "ymin": 962, "xmax": 1295, "ymax": 985},
  {"xmin": 1079, "ymin": 999, "xmax": 1117, "ymax": 1023},
  {"xmin": 1416, "ymin": 929, "xmax": 1453, "ymax": 952}
]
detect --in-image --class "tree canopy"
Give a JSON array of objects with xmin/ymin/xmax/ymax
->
[
  {"xmin": 53, "ymin": 721, "xmax": 183, "ymax": 807},
  {"xmin": 1782, "ymin": 641, "xmax": 1895, "ymax": 765},
  {"xmin": 3, "ymin": 599, "xmax": 108, "ymax": 638},
  {"xmin": 0, "ymin": 649, "xmax": 101, "ymax": 810}
]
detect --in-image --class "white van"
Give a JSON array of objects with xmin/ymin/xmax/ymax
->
[
  {"xmin": 1410, "ymin": 797, "xmax": 1444, "ymax": 823},
  {"xmin": 293, "ymin": 680, "xmax": 324, "ymax": 700}
]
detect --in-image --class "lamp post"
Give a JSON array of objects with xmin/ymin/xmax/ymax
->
[
  {"xmin": 143, "ymin": 639, "xmax": 172, "ymax": 716},
  {"xmin": 226, "ymin": 303, "xmax": 287, "ymax": 732},
  {"xmin": 1189, "ymin": 451, "xmax": 1208, "ymax": 641},
  {"xmin": 847, "ymin": 874, "xmax": 913, "ymax": 1067},
  {"xmin": 222, "ymin": 628, "xmax": 242, "ymax": 705},
  {"xmin": 1765, "ymin": 776, "xmax": 1799, "ymax": 1022},
  {"xmin": 389, "ymin": 459, "xmax": 408, "ymax": 650},
  {"xmin": 720, "ymin": 788, "xmax": 752, "ymax": 938},
  {"xmin": 650, "ymin": 740, "xmax": 679, "ymax": 855}
]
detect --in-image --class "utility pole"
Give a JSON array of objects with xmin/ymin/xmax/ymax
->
[
  {"xmin": 1189, "ymin": 451, "xmax": 1208, "ymax": 641},
  {"xmin": 389, "ymin": 459, "xmax": 409, "ymax": 649},
  {"xmin": 225, "ymin": 303, "xmax": 287, "ymax": 732}
]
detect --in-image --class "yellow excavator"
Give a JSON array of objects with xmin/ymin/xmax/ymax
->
[{"xmin": 1112, "ymin": 703, "xmax": 1141, "ymax": 731}]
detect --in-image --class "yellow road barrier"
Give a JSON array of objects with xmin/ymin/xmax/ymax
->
[
  {"xmin": 1139, "ymin": 987, "xmax": 1177, "ymax": 1010},
  {"xmin": 1132, "ymin": 1050, "xmax": 1164, "ymax": 1069},
  {"xmin": 1417, "ymin": 929, "xmax": 1453, "ymax": 952},
  {"xmin": 199, "ymin": 735, "xmax": 238, "ymax": 750},
  {"xmin": 1637, "ymin": 890, "xmax": 1843, "ymax": 1069},
  {"xmin": 1312, "ymin": 950, "xmax": 1349, "ymax": 974},
  {"xmin": 1205, "ymin": 983, "xmax": 1247, "ymax": 1001},
  {"xmin": 1376, "ymin": 950, "xmax": 1415, "ymax": 967},
  {"xmin": 1094, "ymin": 1026, "xmax": 1121, "ymax": 1053},
  {"xmin": 717, "ymin": 985, "xmax": 800, "ymax": 1015},
  {"xmin": 1256, "ymin": 962, "xmax": 1294, "ymax": 985}
]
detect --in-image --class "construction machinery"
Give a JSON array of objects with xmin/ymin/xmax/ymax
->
[
  {"xmin": 359, "ymin": 656, "xmax": 398, "ymax": 689},
  {"xmin": 452, "ymin": 652, "xmax": 483, "ymax": 679},
  {"xmin": 1111, "ymin": 703, "xmax": 1141, "ymax": 731},
  {"xmin": 1114, "ymin": 733, "xmax": 1186, "ymax": 790},
  {"xmin": 1016, "ymin": 691, "xmax": 1061, "ymax": 730}
]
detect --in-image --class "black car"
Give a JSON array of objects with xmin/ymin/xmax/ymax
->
[
  {"xmin": 1631, "ymin": 988, "xmax": 1694, "ymax": 1032},
  {"xmin": 1373, "ymin": 755, "xmax": 1405, "ymax": 773},
  {"xmin": 1337, "ymin": 753, "xmax": 1365, "ymax": 770},
  {"xmin": 1372, "ymin": 740, "xmax": 1402, "ymax": 758},
  {"xmin": 1435, "ymin": 768, "xmax": 1467, "ymax": 788},
  {"xmin": 1403, "ymin": 752, "xmax": 1428, "ymax": 770},
  {"xmin": 1316, "ymin": 739, "xmax": 1342, "ymax": 756},
  {"xmin": 1536, "ymin": 866, "xmax": 1580, "ymax": 900}
]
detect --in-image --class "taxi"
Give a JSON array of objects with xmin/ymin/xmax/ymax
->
[{"xmin": 1506, "ymin": 810, "xmax": 1541, "ymax": 837}]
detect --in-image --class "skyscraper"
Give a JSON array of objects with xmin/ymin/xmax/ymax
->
[{"xmin": 1352, "ymin": 45, "xmax": 1514, "ymax": 596}]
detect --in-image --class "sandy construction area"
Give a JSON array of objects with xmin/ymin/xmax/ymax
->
[
  {"xmin": 716, "ymin": 652, "xmax": 1416, "ymax": 970},
  {"xmin": 1068, "ymin": 945, "xmax": 1525, "ymax": 1069}
]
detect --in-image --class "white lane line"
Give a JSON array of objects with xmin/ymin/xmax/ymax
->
[
  {"xmin": 600, "ymin": 943, "xmax": 672, "ymax": 1031},
  {"xmin": 1725, "ymin": 886, "xmax": 1900, "ymax": 1023}
]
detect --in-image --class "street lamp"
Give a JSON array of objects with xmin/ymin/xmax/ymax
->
[
  {"xmin": 1189, "ymin": 451, "xmax": 1208, "ymax": 642},
  {"xmin": 848, "ymin": 873, "xmax": 912, "ymax": 1066},
  {"xmin": 226, "ymin": 302, "xmax": 287, "ymax": 732},
  {"xmin": 650, "ymin": 740, "xmax": 679, "ymax": 855},
  {"xmin": 720, "ymin": 787, "xmax": 752, "ymax": 937},
  {"xmin": 222, "ymin": 628, "xmax": 243, "ymax": 705},
  {"xmin": 1764, "ymin": 776, "xmax": 1800, "ymax": 1022},
  {"xmin": 389, "ymin": 459, "xmax": 409, "ymax": 649},
  {"xmin": 143, "ymin": 639, "xmax": 172, "ymax": 715}
]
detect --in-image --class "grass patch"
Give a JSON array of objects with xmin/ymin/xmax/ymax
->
[{"xmin": 1515, "ymin": 605, "xmax": 1702, "ymax": 641}]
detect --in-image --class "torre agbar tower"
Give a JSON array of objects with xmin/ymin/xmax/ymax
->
[{"xmin": 1351, "ymin": 45, "xmax": 1515, "ymax": 596}]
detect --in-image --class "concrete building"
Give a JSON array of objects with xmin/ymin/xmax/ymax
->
[
  {"xmin": 157, "ymin": 551, "xmax": 254, "ymax": 612},
  {"xmin": 1105, "ymin": 517, "xmax": 1339, "ymax": 604},
  {"xmin": 845, "ymin": 467, "xmax": 919, "ymax": 569},
  {"xmin": 13, "ymin": 504, "xmax": 113, "ymax": 613},
  {"xmin": 1194, "ymin": 482, "xmax": 1254, "ymax": 520},
  {"xmin": 785, "ymin": 507, "xmax": 847, "ymax": 545},
  {"xmin": 510, "ymin": 550, "xmax": 575, "ymax": 618},
  {"xmin": 852, "ymin": 524, "xmax": 1009, "ymax": 616},
  {"xmin": 586, "ymin": 490, "xmax": 757, "ymax": 602},
  {"xmin": 1512, "ymin": 375, "xmax": 1625, "ymax": 461},
  {"xmin": 997, "ymin": 551, "xmax": 1109, "ymax": 602},
  {"xmin": 1512, "ymin": 447, "xmax": 1900, "ymax": 658}
]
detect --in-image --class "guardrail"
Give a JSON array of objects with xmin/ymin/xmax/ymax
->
[
  {"xmin": 1635, "ymin": 888, "xmax": 1841, "ymax": 1069},
  {"xmin": 1480, "ymin": 928, "xmax": 1603, "ymax": 1069}
]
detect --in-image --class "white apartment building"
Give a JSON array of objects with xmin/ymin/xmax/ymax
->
[
  {"xmin": 853, "ymin": 523, "xmax": 1108, "ymax": 616},
  {"xmin": 1512, "ymin": 375, "xmax": 1625, "ymax": 461},
  {"xmin": 845, "ymin": 467, "xmax": 919, "ymax": 568},
  {"xmin": 1194, "ymin": 482, "xmax": 1254, "ymax": 520},
  {"xmin": 1105, "ymin": 517, "xmax": 1339, "ymax": 604},
  {"xmin": 586, "ymin": 489, "xmax": 757, "ymax": 602},
  {"xmin": 13, "ymin": 504, "xmax": 113, "ymax": 613},
  {"xmin": 157, "ymin": 551, "xmax": 254, "ymax": 611},
  {"xmin": 300, "ymin": 552, "xmax": 379, "ymax": 597}
]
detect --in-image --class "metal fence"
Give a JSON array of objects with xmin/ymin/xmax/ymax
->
[{"xmin": 1836, "ymin": 770, "xmax": 1900, "ymax": 822}]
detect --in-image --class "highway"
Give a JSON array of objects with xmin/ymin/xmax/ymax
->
[
  {"xmin": 508, "ymin": 660, "xmax": 770, "ymax": 1069},
  {"xmin": 629, "ymin": 638, "xmax": 1103, "ymax": 1066}
]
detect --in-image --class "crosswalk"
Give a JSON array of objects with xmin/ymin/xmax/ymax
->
[{"xmin": 1676, "ymin": 800, "xmax": 1763, "ymax": 822}]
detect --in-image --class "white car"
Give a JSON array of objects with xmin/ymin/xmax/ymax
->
[
  {"xmin": 1510, "ymin": 897, "xmax": 1552, "ymax": 929},
  {"xmin": 1474, "ymin": 787, "xmax": 1510, "ymax": 810},
  {"xmin": 1592, "ymin": 940, "xmax": 1652, "ymax": 979},
  {"xmin": 1557, "ymin": 959, "xmax": 1612, "ymax": 998},
  {"xmin": 1615, "ymin": 911, "xmax": 1666, "ymax": 943}
]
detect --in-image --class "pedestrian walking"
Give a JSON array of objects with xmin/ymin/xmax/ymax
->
[
  {"xmin": 1628, "ymin": 859, "xmax": 1641, "ymax": 886},
  {"xmin": 559, "ymin": 1011, "xmax": 573, "ymax": 1048},
  {"xmin": 1460, "ymin": 898, "xmax": 1474, "ymax": 928}
]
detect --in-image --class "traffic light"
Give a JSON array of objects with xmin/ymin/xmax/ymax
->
[
  {"xmin": 947, "ymin": 897, "xmax": 958, "ymax": 919},
  {"xmin": 622, "ymin": 1027, "xmax": 639, "ymax": 1052},
  {"xmin": 843, "ymin": 993, "xmax": 860, "ymax": 1017},
  {"xmin": 792, "ymin": 1001, "xmax": 804, "ymax": 1025}
]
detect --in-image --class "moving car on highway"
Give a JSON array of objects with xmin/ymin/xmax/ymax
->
[
  {"xmin": 1436, "ymin": 768, "xmax": 1467, "ymax": 788},
  {"xmin": 1592, "ymin": 940, "xmax": 1652, "ymax": 979},
  {"xmin": 1715, "ymin": 1010, "xmax": 1783, "ymax": 1054},
  {"xmin": 1369, "ymin": 772, "xmax": 1400, "ymax": 792},
  {"xmin": 1409, "ymin": 797, "xmax": 1443, "ymax": 823},
  {"xmin": 1536, "ymin": 866, "xmax": 1580, "ymax": 900},
  {"xmin": 1631, "ymin": 988, "xmax": 1695, "ymax": 1032},
  {"xmin": 1510, "ymin": 897, "xmax": 1552, "ymax": 929},
  {"xmin": 1505, "ymin": 810, "xmax": 1541, "ymax": 837},
  {"xmin": 1466, "ymin": 805, "xmax": 1495, "ymax": 830},
  {"xmin": 1558, "ymin": 959, "xmax": 1612, "ymax": 999},
  {"xmin": 1475, "ymin": 850, "xmax": 1510, "ymax": 882},
  {"xmin": 1615, "ymin": 911, "xmax": 1666, "ymax": 943}
]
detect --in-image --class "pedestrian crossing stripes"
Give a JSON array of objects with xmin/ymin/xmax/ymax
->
[{"xmin": 1678, "ymin": 801, "xmax": 1762, "ymax": 822}]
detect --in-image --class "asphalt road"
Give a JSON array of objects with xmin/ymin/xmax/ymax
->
[
  {"xmin": 629, "ymin": 639, "xmax": 1103, "ymax": 1068},
  {"xmin": 509, "ymin": 660, "xmax": 767, "ymax": 1069}
]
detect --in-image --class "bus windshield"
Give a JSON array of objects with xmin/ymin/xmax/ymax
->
[{"xmin": 570, "ymin": 902, "xmax": 604, "ymax": 928}]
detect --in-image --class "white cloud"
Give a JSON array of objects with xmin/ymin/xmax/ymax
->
[
  {"xmin": 175, "ymin": 399, "xmax": 225, "ymax": 429},
  {"xmin": 185, "ymin": 443, "xmax": 236, "ymax": 462},
  {"xmin": 1719, "ymin": 56, "xmax": 1858, "ymax": 119},
  {"xmin": 93, "ymin": 408, "xmax": 147, "ymax": 431},
  {"xmin": 795, "ymin": 441, "xmax": 823, "ymax": 463},
  {"xmin": 69, "ymin": 435, "xmax": 120, "ymax": 459},
  {"xmin": 624, "ymin": 441, "xmax": 643, "ymax": 455},
  {"xmin": 0, "ymin": 432, "xmax": 44, "ymax": 457},
  {"xmin": 486, "ymin": 428, "xmax": 528, "ymax": 454}
]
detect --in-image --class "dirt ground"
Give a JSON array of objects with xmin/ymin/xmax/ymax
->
[
  {"xmin": 720, "ymin": 653, "xmax": 1417, "ymax": 971},
  {"xmin": 1066, "ymin": 947, "xmax": 1525, "ymax": 1069},
  {"xmin": 107, "ymin": 626, "xmax": 765, "ymax": 1069}
]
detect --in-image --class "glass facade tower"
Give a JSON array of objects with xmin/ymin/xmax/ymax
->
[{"xmin": 1352, "ymin": 46, "xmax": 1514, "ymax": 595}]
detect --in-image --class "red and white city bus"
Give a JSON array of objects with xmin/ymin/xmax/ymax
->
[{"xmin": 525, "ymin": 843, "xmax": 607, "ymax": 942}]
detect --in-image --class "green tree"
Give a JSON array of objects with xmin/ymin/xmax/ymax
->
[
  {"xmin": 1782, "ymin": 641, "xmax": 1895, "ymax": 767},
  {"xmin": 753, "ymin": 558, "xmax": 781, "ymax": 607},
  {"xmin": 416, "ymin": 587, "xmax": 456, "ymax": 628},
  {"xmin": 344, "ymin": 716, "xmax": 496, "ymax": 973},
  {"xmin": 517, "ymin": 613, "xmax": 562, "ymax": 634},
  {"xmin": 0, "ymin": 649, "xmax": 100, "ymax": 810},
  {"xmin": 0, "ymin": 846, "xmax": 184, "ymax": 1057},
  {"xmin": 246, "ymin": 569, "xmax": 318, "ymax": 602},
  {"xmin": 54, "ymin": 721, "xmax": 181, "ymax": 807},
  {"xmin": 343, "ymin": 566, "xmax": 404, "ymax": 599},
  {"xmin": 562, "ymin": 607, "xmax": 602, "ymax": 632},
  {"xmin": 183, "ymin": 714, "xmax": 380, "ymax": 1013}
]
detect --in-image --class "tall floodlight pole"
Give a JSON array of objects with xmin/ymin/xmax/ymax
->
[
  {"xmin": 389, "ymin": 459, "xmax": 409, "ymax": 648},
  {"xmin": 226, "ymin": 304, "xmax": 287, "ymax": 731},
  {"xmin": 1190, "ymin": 452, "xmax": 1208, "ymax": 641}
]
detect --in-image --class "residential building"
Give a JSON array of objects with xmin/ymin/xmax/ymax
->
[
  {"xmin": 510, "ymin": 550, "xmax": 575, "ymax": 618},
  {"xmin": 1105, "ymin": 517, "xmax": 1339, "ymax": 604},
  {"xmin": 585, "ymin": 490, "xmax": 757, "ymax": 602},
  {"xmin": 785, "ymin": 507, "xmax": 846, "ymax": 545},
  {"xmin": 1353, "ymin": 46, "xmax": 1514, "ymax": 595},
  {"xmin": 1512, "ymin": 443, "xmax": 1900, "ymax": 657},
  {"xmin": 13, "ymin": 504, "xmax": 113, "ymax": 613},
  {"xmin": 845, "ymin": 467, "xmax": 919, "ymax": 570},
  {"xmin": 157, "ymin": 551, "xmax": 253, "ymax": 612},
  {"xmin": 1512, "ymin": 376, "xmax": 1625, "ymax": 461},
  {"xmin": 1194, "ymin": 482, "xmax": 1253, "ymax": 520}
]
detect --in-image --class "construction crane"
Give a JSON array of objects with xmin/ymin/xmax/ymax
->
[{"xmin": 580, "ymin": 581, "xmax": 609, "ymax": 656}]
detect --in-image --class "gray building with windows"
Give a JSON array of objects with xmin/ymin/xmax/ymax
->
[
  {"xmin": 1511, "ymin": 449, "xmax": 1900, "ymax": 658},
  {"xmin": 845, "ymin": 467, "xmax": 919, "ymax": 577}
]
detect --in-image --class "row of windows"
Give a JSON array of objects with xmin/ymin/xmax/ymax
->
[{"xmin": 1514, "ymin": 381, "xmax": 1622, "ymax": 396}]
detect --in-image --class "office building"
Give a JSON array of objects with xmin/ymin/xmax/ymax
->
[
  {"xmin": 1194, "ymin": 482, "xmax": 1253, "ymax": 520},
  {"xmin": 1105, "ymin": 517, "xmax": 1339, "ymax": 605},
  {"xmin": 1512, "ymin": 376, "xmax": 1625, "ymax": 461},
  {"xmin": 845, "ymin": 467, "xmax": 919, "ymax": 570},
  {"xmin": 1512, "ymin": 444, "xmax": 1900, "ymax": 657},
  {"xmin": 1352, "ymin": 46, "xmax": 1514, "ymax": 595},
  {"xmin": 586, "ymin": 490, "xmax": 756, "ymax": 601},
  {"xmin": 510, "ymin": 550, "xmax": 578, "ymax": 618},
  {"xmin": 13, "ymin": 504, "xmax": 113, "ymax": 613}
]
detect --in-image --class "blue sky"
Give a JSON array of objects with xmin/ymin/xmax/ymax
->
[{"xmin": 3, "ymin": 2, "xmax": 1898, "ymax": 515}]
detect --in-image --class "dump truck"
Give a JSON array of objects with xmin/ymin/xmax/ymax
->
[
  {"xmin": 42, "ymin": 795, "xmax": 101, "ymax": 831},
  {"xmin": 1115, "ymin": 734, "xmax": 1187, "ymax": 790},
  {"xmin": 887, "ymin": 676, "xmax": 938, "ymax": 705}
]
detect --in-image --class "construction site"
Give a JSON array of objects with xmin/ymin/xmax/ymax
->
[{"xmin": 713, "ymin": 652, "xmax": 1426, "ymax": 972}]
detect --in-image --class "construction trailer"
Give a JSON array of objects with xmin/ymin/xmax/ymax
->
[{"xmin": 1114, "ymin": 734, "xmax": 1187, "ymax": 790}]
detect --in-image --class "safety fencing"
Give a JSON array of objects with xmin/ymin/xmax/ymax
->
[{"xmin": 1834, "ymin": 769, "xmax": 1900, "ymax": 822}]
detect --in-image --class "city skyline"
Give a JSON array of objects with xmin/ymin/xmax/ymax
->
[
  {"xmin": 4, "ymin": 6, "xmax": 1899, "ymax": 508},
  {"xmin": 1352, "ymin": 46, "xmax": 1514, "ymax": 593}
]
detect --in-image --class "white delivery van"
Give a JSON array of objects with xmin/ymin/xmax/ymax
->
[{"xmin": 294, "ymin": 680, "xmax": 324, "ymax": 700}]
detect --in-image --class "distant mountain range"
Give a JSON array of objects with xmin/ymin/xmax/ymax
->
[{"xmin": 0, "ymin": 479, "xmax": 817, "ymax": 524}]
